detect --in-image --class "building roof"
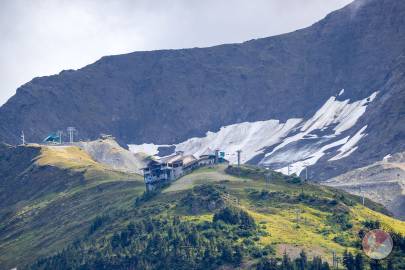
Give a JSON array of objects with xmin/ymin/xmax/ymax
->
[
  {"xmin": 159, "ymin": 153, "xmax": 183, "ymax": 164},
  {"xmin": 182, "ymin": 155, "xmax": 197, "ymax": 166},
  {"xmin": 145, "ymin": 152, "xmax": 198, "ymax": 167},
  {"xmin": 200, "ymin": 148, "xmax": 215, "ymax": 157},
  {"xmin": 198, "ymin": 155, "xmax": 214, "ymax": 161},
  {"xmin": 43, "ymin": 134, "xmax": 60, "ymax": 143}
]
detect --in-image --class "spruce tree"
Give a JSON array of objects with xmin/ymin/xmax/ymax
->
[
  {"xmin": 343, "ymin": 250, "xmax": 355, "ymax": 270},
  {"xmin": 386, "ymin": 258, "xmax": 394, "ymax": 270},
  {"xmin": 296, "ymin": 250, "xmax": 308, "ymax": 270},
  {"xmin": 282, "ymin": 250, "xmax": 293, "ymax": 270},
  {"xmin": 369, "ymin": 259, "xmax": 383, "ymax": 270},
  {"xmin": 257, "ymin": 257, "xmax": 278, "ymax": 270},
  {"xmin": 354, "ymin": 253, "xmax": 364, "ymax": 270},
  {"xmin": 233, "ymin": 245, "xmax": 243, "ymax": 266},
  {"xmin": 321, "ymin": 261, "xmax": 331, "ymax": 270}
]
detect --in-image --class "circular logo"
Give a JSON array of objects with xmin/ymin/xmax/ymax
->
[{"xmin": 362, "ymin": 229, "xmax": 393, "ymax": 259}]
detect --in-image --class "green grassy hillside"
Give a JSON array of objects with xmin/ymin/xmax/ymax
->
[
  {"xmin": 9, "ymin": 164, "xmax": 404, "ymax": 269},
  {"xmin": 0, "ymin": 144, "xmax": 144, "ymax": 269},
  {"xmin": 163, "ymin": 165, "xmax": 405, "ymax": 256},
  {"xmin": 1, "ymin": 145, "xmax": 404, "ymax": 269}
]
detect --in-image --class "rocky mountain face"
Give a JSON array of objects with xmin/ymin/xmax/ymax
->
[
  {"xmin": 132, "ymin": 90, "xmax": 379, "ymax": 175},
  {"xmin": 76, "ymin": 137, "xmax": 148, "ymax": 174},
  {"xmin": 0, "ymin": 0, "xmax": 404, "ymax": 181},
  {"xmin": 325, "ymin": 152, "xmax": 405, "ymax": 220}
]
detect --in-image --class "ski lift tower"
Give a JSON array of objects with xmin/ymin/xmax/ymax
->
[
  {"xmin": 236, "ymin": 150, "xmax": 242, "ymax": 167},
  {"xmin": 359, "ymin": 187, "xmax": 365, "ymax": 206},
  {"xmin": 57, "ymin": 130, "xmax": 63, "ymax": 144},
  {"xmin": 21, "ymin": 131, "xmax": 25, "ymax": 145},
  {"xmin": 67, "ymin": 127, "xmax": 77, "ymax": 144},
  {"xmin": 303, "ymin": 162, "xmax": 308, "ymax": 182}
]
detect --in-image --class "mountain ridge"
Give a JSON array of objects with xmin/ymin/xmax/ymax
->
[{"xmin": 0, "ymin": 0, "xmax": 404, "ymax": 180}]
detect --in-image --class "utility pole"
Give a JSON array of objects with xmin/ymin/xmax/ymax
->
[
  {"xmin": 287, "ymin": 164, "xmax": 291, "ymax": 176},
  {"xmin": 336, "ymin": 256, "xmax": 340, "ymax": 270},
  {"xmin": 305, "ymin": 166, "xmax": 308, "ymax": 182},
  {"xmin": 332, "ymin": 251, "xmax": 341, "ymax": 270},
  {"xmin": 359, "ymin": 187, "xmax": 365, "ymax": 206},
  {"xmin": 236, "ymin": 150, "xmax": 242, "ymax": 167},
  {"xmin": 265, "ymin": 168, "xmax": 271, "ymax": 189},
  {"xmin": 21, "ymin": 131, "xmax": 25, "ymax": 145},
  {"xmin": 295, "ymin": 209, "xmax": 300, "ymax": 227},
  {"xmin": 332, "ymin": 251, "xmax": 336, "ymax": 269}
]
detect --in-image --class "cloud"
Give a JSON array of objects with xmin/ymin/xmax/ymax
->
[{"xmin": 0, "ymin": 0, "xmax": 353, "ymax": 105}]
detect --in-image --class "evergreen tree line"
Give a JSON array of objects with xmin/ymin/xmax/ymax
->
[
  {"xmin": 27, "ymin": 207, "xmax": 266, "ymax": 270},
  {"xmin": 256, "ymin": 249, "xmax": 404, "ymax": 270},
  {"xmin": 26, "ymin": 209, "xmax": 405, "ymax": 270},
  {"xmin": 256, "ymin": 250, "xmax": 331, "ymax": 270}
]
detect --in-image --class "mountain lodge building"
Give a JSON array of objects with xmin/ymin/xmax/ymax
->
[{"xmin": 142, "ymin": 149, "xmax": 228, "ymax": 191}]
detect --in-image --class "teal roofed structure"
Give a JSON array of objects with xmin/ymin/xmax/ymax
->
[{"xmin": 43, "ymin": 134, "xmax": 61, "ymax": 144}]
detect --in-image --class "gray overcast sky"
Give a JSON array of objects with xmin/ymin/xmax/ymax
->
[{"xmin": 0, "ymin": 0, "xmax": 353, "ymax": 106}]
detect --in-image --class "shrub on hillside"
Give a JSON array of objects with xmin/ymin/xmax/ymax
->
[
  {"xmin": 88, "ymin": 215, "xmax": 109, "ymax": 235},
  {"xmin": 327, "ymin": 212, "xmax": 353, "ymax": 230},
  {"xmin": 213, "ymin": 206, "xmax": 256, "ymax": 229},
  {"xmin": 181, "ymin": 184, "xmax": 226, "ymax": 213}
]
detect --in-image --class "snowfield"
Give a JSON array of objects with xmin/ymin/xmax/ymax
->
[
  {"xmin": 129, "ymin": 143, "xmax": 170, "ymax": 156},
  {"xmin": 129, "ymin": 91, "xmax": 379, "ymax": 176},
  {"xmin": 176, "ymin": 118, "xmax": 303, "ymax": 164}
]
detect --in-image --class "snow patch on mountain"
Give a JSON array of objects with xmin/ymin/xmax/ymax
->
[
  {"xmin": 275, "ymin": 137, "xmax": 350, "ymax": 176},
  {"xmin": 329, "ymin": 125, "xmax": 368, "ymax": 161},
  {"xmin": 262, "ymin": 91, "xmax": 376, "ymax": 163},
  {"xmin": 175, "ymin": 119, "xmax": 303, "ymax": 164},
  {"xmin": 259, "ymin": 92, "xmax": 377, "ymax": 174},
  {"xmin": 128, "ymin": 143, "xmax": 169, "ymax": 156},
  {"xmin": 129, "ymin": 91, "xmax": 378, "ymax": 176}
]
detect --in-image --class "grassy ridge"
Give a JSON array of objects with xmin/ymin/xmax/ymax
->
[
  {"xmin": 35, "ymin": 144, "xmax": 134, "ymax": 180},
  {"xmin": 163, "ymin": 165, "xmax": 405, "ymax": 260},
  {"xmin": 23, "ymin": 165, "xmax": 405, "ymax": 269},
  {"xmin": 0, "ymin": 144, "xmax": 144, "ymax": 269},
  {"xmin": 1, "ymin": 147, "xmax": 405, "ymax": 269}
]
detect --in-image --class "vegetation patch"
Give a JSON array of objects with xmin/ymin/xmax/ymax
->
[
  {"xmin": 179, "ymin": 184, "xmax": 227, "ymax": 214},
  {"xmin": 2, "ymin": 158, "xmax": 405, "ymax": 269},
  {"xmin": 28, "ymin": 213, "xmax": 267, "ymax": 270}
]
